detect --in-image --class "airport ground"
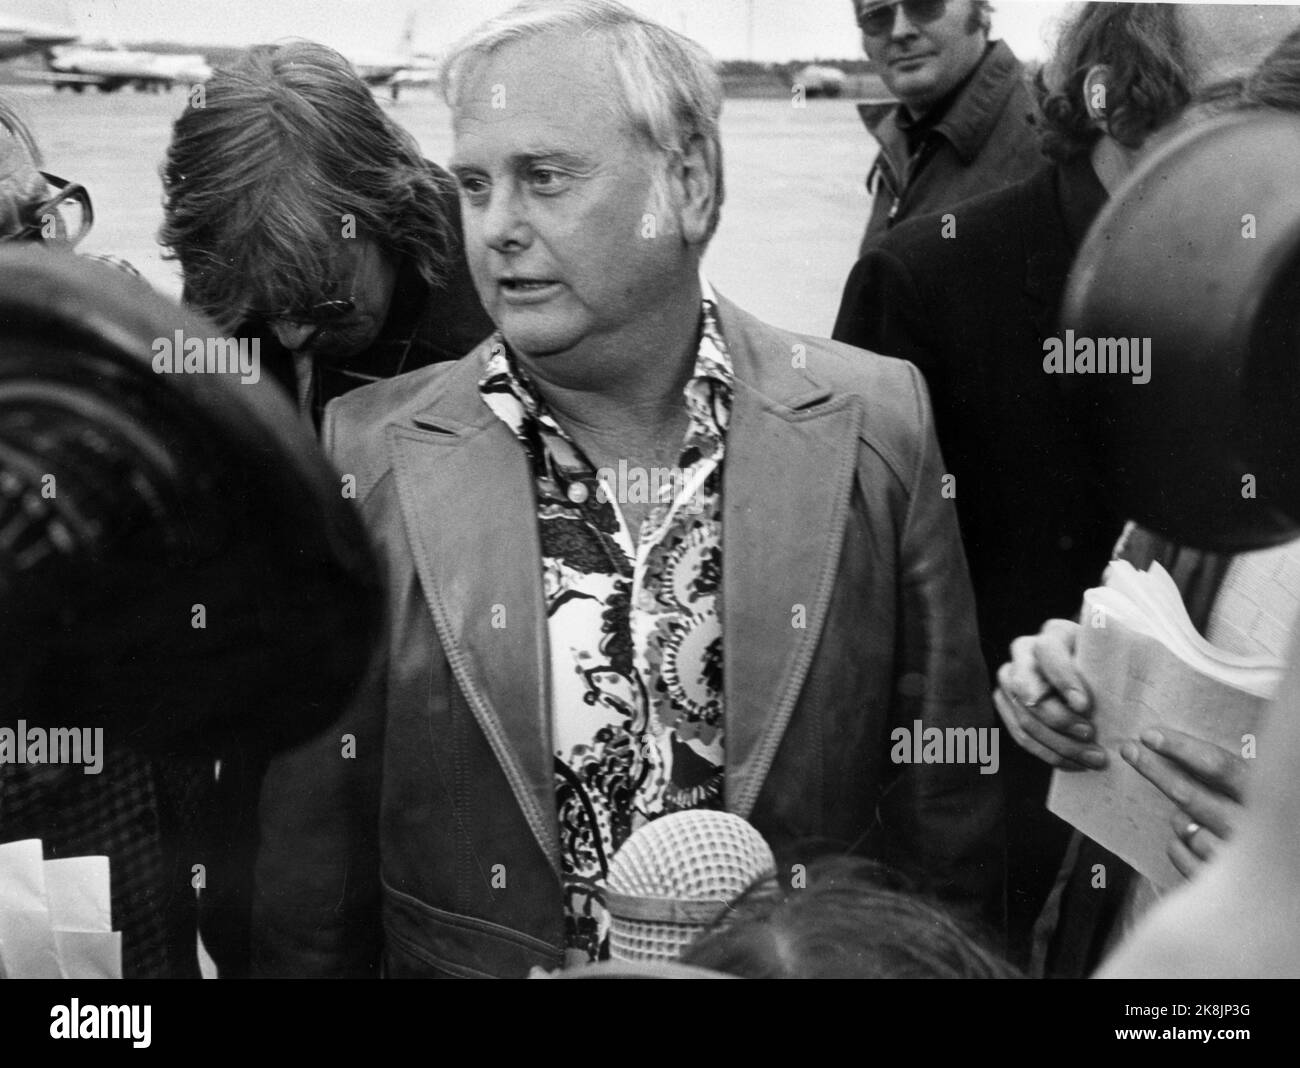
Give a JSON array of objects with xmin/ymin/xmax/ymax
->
[{"xmin": 12, "ymin": 84, "xmax": 875, "ymax": 338}]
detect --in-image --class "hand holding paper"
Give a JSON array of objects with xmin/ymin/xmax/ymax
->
[
  {"xmin": 1047, "ymin": 561, "xmax": 1282, "ymax": 889},
  {"xmin": 1120, "ymin": 725, "xmax": 1250, "ymax": 879}
]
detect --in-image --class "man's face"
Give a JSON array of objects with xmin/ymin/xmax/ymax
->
[
  {"xmin": 1135, "ymin": 4, "xmax": 1300, "ymax": 161},
  {"xmin": 858, "ymin": 0, "xmax": 987, "ymax": 115},
  {"xmin": 449, "ymin": 34, "xmax": 695, "ymax": 364},
  {"xmin": 261, "ymin": 237, "xmax": 397, "ymax": 361}
]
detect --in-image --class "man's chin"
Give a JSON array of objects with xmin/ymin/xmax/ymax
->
[
  {"xmin": 889, "ymin": 75, "xmax": 940, "ymax": 108},
  {"xmin": 496, "ymin": 314, "xmax": 583, "ymax": 362},
  {"xmin": 501, "ymin": 335, "xmax": 577, "ymax": 362}
]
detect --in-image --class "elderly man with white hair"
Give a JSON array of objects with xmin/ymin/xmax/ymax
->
[{"xmin": 252, "ymin": 0, "xmax": 1001, "ymax": 978}]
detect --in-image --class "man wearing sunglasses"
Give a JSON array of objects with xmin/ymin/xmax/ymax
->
[
  {"xmin": 852, "ymin": 0, "xmax": 1040, "ymax": 255},
  {"xmin": 156, "ymin": 42, "xmax": 493, "ymax": 978},
  {"xmin": 160, "ymin": 41, "xmax": 493, "ymax": 432}
]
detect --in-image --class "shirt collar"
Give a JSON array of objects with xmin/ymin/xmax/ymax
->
[{"xmin": 479, "ymin": 280, "xmax": 734, "ymax": 425}]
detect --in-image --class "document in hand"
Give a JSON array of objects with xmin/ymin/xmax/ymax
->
[{"xmin": 1047, "ymin": 560, "xmax": 1283, "ymax": 888}]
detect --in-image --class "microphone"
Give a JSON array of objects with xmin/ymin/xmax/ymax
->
[{"xmin": 605, "ymin": 810, "xmax": 776, "ymax": 964}]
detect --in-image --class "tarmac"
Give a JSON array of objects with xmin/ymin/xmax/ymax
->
[{"xmin": 12, "ymin": 84, "xmax": 873, "ymax": 339}]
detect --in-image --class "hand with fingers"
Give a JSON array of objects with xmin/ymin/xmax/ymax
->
[
  {"xmin": 993, "ymin": 618, "xmax": 1108, "ymax": 771},
  {"xmin": 1119, "ymin": 728, "xmax": 1251, "ymax": 881}
]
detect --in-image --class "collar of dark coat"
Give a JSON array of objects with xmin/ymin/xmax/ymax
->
[
  {"xmin": 1022, "ymin": 156, "xmax": 1108, "ymax": 317},
  {"xmin": 408, "ymin": 292, "xmax": 832, "ymax": 435},
  {"xmin": 859, "ymin": 39, "xmax": 1024, "ymax": 168}
]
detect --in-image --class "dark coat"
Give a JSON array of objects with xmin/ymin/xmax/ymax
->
[
  {"xmin": 834, "ymin": 159, "xmax": 1126, "ymax": 966},
  {"xmin": 859, "ymin": 38, "xmax": 1044, "ymax": 256},
  {"xmin": 251, "ymin": 295, "xmax": 1004, "ymax": 977}
]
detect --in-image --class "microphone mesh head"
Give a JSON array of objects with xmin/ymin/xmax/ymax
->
[{"xmin": 605, "ymin": 810, "xmax": 775, "ymax": 964}]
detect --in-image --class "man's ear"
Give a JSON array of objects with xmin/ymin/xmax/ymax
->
[
  {"xmin": 1083, "ymin": 64, "xmax": 1111, "ymax": 125},
  {"xmin": 673, "ymin": 134, "xmax": 719, "ymax": 246}
]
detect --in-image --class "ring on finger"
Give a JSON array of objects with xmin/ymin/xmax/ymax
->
[{"xmin": 1183, "ymin": 820, "xmax": 1200, "ymax": 842}]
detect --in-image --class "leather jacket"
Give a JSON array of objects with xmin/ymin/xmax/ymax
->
[{"xmin": 252, "ymin": 295, "xmax": 1004, "ymax": 977}]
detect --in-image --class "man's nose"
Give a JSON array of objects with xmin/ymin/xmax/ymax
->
[
  {"xmin": 890, "ymin": 5, "xmax": 921, "ymax": 39},
  {"xmin": 480, "ymin": 183, "xmax": 531, "ymax": 253},
  {"xmin": 269, "ymin": 320, "xmax": 321, "ymax": 351}
]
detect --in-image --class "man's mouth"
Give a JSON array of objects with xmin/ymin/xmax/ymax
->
[
  {"xmin": 498, "ymin": 278, "xmax": 561, "ymax": 302},
  {"xmin": 890, "ymin": 52, "xmax": 935, "ymax": 67}
]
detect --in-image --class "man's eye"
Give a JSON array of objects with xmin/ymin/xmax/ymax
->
[
  {"xmin": 528, "ymin": 168, "xmax": 568, "ymax": 193},
  {"xmin": 457, "ymin": 175, "xmax": 489, "ymax": 200}
]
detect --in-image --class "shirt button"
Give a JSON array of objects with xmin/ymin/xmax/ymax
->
[{"xmin": 567, "ymin": 482, "xmax": 589, "ymax": 504}]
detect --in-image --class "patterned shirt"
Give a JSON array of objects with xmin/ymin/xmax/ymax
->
[{"xmin": 478, "ymin": 287, "xmax": 733, "ymax": 963}]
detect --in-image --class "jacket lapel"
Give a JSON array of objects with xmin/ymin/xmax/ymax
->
[
  {"xmin": 387, "ymin": 352, "xmax": 560, "ymax": 873},
  {"xmin": 382, "ymin": 302, "xmax": 863, "ymax": 847},
  {"xmin": 714, "ymin": 298, "xmax": 864, "ymax": 819}
]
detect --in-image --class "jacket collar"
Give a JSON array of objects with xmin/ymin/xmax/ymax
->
[
  {"xmin": 403, "ymin": 292, "xmax": 834, "ymax": 433},
  {"xmin": 860, "ymin": 39, "xmax": 1025, "ymax": 173},
  {"xmin": 389, "ymin": 294, "xmax": 860, "ymax": 861},
  {"xmin": 1023, "ymin": 157, "xmax": 1109, "ymax": 326}
]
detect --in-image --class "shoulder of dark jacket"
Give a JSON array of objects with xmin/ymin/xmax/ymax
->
[
  {"xmin": 869, "ymin": 161, "xmax": 1058, "ymax": 271},
  {"xmin": 931, "ymin": 38, "xmax": 1036, "ymax": 164}
]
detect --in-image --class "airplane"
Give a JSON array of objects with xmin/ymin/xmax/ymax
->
[
  {"xmin": 0, "ymin": 0, "xmax": 77, "ymax": 61},
  {"xmin": 43, "ymin": 45, "xmax": 212, "ymax": 92},
  {"xmin": 344, "ymin": 10, "xmax": 440, "ymax": 100},
  {"xmin": 0, "ymin": 1, "xmax": 210, "ymax": 93}
]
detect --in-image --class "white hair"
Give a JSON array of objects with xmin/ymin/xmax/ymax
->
[{"xmin": 443, "ymin": 0, "xmax": 725, "ymax": 241}]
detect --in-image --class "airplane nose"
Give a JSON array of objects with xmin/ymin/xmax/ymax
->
[{"xmin": 269, "ymin": 320, "xmax": 320, "ymax": 351}]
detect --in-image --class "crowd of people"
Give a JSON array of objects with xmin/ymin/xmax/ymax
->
[{"xmin": 4, "ymin": 0, "xmax": 1300, "ymax": 980}]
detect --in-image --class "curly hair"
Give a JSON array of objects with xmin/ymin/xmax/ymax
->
[
  {"xmin": 1037, "ymin": 3, "xmax": 1197, "ymax": 163},
  {"xmin": 159, "ymin": 40, "xmax": 454, "ymax": 332}
]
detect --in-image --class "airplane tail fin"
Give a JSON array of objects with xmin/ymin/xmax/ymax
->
[{"xmin": 398, "ymin": 9, "xmax": 417, "ymax": 59}]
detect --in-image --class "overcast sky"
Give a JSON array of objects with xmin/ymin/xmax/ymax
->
[{"xmin": 59, "ymin": 0, "xmax": 1076, "ymax": 61}]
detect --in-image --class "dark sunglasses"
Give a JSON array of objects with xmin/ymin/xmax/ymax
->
[
  {"xmin": 14, "ymin": 173, "xmax": 93, "ymax": 247},
  {"xmin": 250, "ymin": 297, "xmax": 356, "ymax": 329},
  {"xmin": 856, "ymin": 0, "xmax": 948, "ymax": 37}
]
